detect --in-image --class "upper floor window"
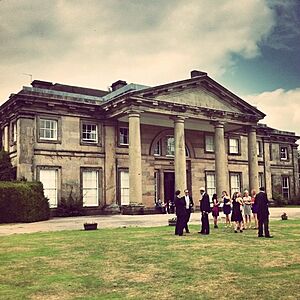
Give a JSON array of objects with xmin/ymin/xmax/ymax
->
[
  {"xmin": 82, "ymin": 123, "xmax": 98, "ymax": 143},
  {"xmin": 257, "ymin": 141, "xmax": 262, "ymax": 156},
  {"xmin": 280, "ymin": 146, "xmax": 288, "ymax": 160},
  {"xmin": 154, "ymin": 140, "xmax": 161, "ymax": 156},
  {"xmin": 12, "ymin": 121, "xmax": 17, "ymax": 144},
  {"xmin": 152, "ymin": 135, "xmax": 190, "ymax": 157},
  {"xmin": 229, "ymin": 138, "xmax": 239, "ymax": 154},
  {"xmin": 269, "ymin": 143, "xmax": 273, "ymax": 161},
  {"xmin": 205, "ymin": 135, "xmax": 214, "ymax": 153},
  {"xmin": 39, "ymin": 119, "xmax": 57, "ymax": 141},
  {"xmin": 119, "ymin": 127, "xmax": 129, "ymax": 145},
  {"xmin": 166, "ymin": 136, "xmax": 175, "ymax": 156}
]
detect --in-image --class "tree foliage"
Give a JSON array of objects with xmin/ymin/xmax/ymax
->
[{"xmin": 0, "ymin": 149, "xmax": 15, "ymax": 181}]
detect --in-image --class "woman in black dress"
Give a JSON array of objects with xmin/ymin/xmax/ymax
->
[
  {"xmin": 212, "ymin": 193, "xmax": 220, "ymax": 228},
  {"xmin": 222, "ymin": 191, "xmax": 231, "ymax": 227},
  {"xmin": 232, "ymin": 192, "xmax": 243, "ymax": 233}
]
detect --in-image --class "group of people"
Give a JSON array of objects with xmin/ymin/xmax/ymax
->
[{"xmin": 173, "ymin": 186, "xmax": 273, "ymax": 238}]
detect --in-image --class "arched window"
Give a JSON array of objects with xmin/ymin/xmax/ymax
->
[{"xmin": 153, "ymin": 135, "xmax": 190, "ymax": 158}]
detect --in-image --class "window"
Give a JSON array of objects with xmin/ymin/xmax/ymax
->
[
  {"xmin": 205, "ymin": 172, "xmax": 216, "ymax": 201},
  {"xmin": 280, "ymin": 146, "xmax": 288, "ymax": 160},
  {"xmin": 230, "ymin": 173, "xmax": 241, "ymax": 196},
  {"xmin": 154, "ymin": 140, "xmax": 161, "ymax": 156},
  {"xmin": 229, "ymin": 138, "xmax": 239, "ymax": 154},
  {"xmin": 39, "ymin": 119, "xmax": 57, "ymax": 140},
  {"xmin": 269, "ymin": 143, "xmax": 273, "ymax": 161},
  {"xmin": 282, "ymin": 176, "xmax": 289, "ymax": 199},
  {"xmin": 257, "ymin": 141, "xmax": 262, "ymax": 156},
  {"xmin": 39, "ymin": 169, "xmax": 58, "ymax": 208},
  {"xmin": 259, "ymin": 173, "xmax": 264, "ymax": 189},
  {"xmin": 120, "ymin": 170, "xmax": 129, "ymax": 205},
  {"xmin": 12, "ymin": 121, "xmax": 17, "ymax": 144},
  {"xmin": 119, "ymin": 127, "xmax": 129, "ymax": 145},
  {"xmin": 153, "ymin": 135, "xmax": 190, "ymax": 157},
  {"xmin": 205, "ymin": 135, "xmax": 214, "ymax": 152},
  {"xmin": 81, "ymin": 123, "xmax": 98, "ymax": 143},
  {"xmin": 166, "ymin": 136, "xmax": 175, "ymax": 156},
  {"xmin": 82, "ymin": 170, "xmax": 99, "ymax": 207}
]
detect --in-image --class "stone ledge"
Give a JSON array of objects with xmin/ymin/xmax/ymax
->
[{"xmin": 121, "ymin": 204, "xmax": 145, "ymax": 215}]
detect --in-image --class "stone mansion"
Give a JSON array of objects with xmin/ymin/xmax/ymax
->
[{"xmin": 0, "ymin": 70, "xmax": 299, "ymax": 214}]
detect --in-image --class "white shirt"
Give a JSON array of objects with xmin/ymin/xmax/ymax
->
[{"xmin": 185, "ymin": 195, "xmax": 190, "ymax": 209}]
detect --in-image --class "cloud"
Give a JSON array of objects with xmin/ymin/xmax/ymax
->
[
  {"xmin": 244, "ymin": 88, "xmax": 300, "ymax": 136},
  {"xmin": 264, "ymin": 0, "xmax": 300, "ymax": 50},
  {"xmin": 0, "ymin": 0, "xmax": 275, "ymax": 103}
]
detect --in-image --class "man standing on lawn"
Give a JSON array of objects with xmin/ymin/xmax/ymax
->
[
  {"xmin": 199, "ymin": 187, "xmax": 211, "ymax": 235},
  {"xmin": 174, "ymin": 190, "xmax": 187, "ymax": 236},
  {"xmin": 182, "ymin": 189, "xmax": 194, "ymax": 233},
  {"xmin": 254, "ymin": 187, "xmax": 273, "ymax": 238}
]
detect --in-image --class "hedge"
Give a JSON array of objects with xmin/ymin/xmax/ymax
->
[{"xmin": 0, "ymin": 181, "xmax": 50, "ymax": 223}]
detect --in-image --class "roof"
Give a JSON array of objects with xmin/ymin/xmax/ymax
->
[{"xmin": 31, "ymin": 80, "xmax": 109, "ymax": 98}]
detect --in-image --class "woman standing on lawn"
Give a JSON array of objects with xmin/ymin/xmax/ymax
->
[
  {"xmin": 243, "ymin": 190, "xmax": 252, "ymax": 229},
  {"xmin": 232, "ymin": 192, "xmax": 244, "ymax": 233},
  {"xmin": 212, "ymin": 193, "xmax": 220, "ymax": 228},
  {"xmin": 251, "ymin": 189, "xmax": 258, "ymax": 229},
  {"xmin": 222, "ymin": 190, "xmax": 231, "ymax": 227}
]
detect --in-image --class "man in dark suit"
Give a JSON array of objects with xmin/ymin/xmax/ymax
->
[
  {"xmin": 199, "ymin": 187, "xmax": 211, "ymax": 235},
  {"xmin": 174, "ymin": 190, "xmax": 187, "ymax": 236},
  {"xmin": 182, "ymin": 189, "xmax": 194, "ymax": 233},
  {"xmin": 254, "ymin": 187, "xmax": 273, "ymax": 238}
]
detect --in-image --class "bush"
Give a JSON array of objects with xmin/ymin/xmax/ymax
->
[
  {"xmin": 0, "ymin": 149, "xmax": 15, "ymax": 181},
  {"xmin": 56, "ymin": 188, "xmax": 84, "ymax": 217},
  {"xmin": 272, "ymin": 184, "xmax": 289, "ymax": 207},
  {"xmin": 0, "ymin": 181, "xmax": 50, "ymax": 223}
]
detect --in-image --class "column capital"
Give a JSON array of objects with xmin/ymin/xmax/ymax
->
[
  {"xmin": 127, "ymin": 110, "xmax": 142, "ymax": 118},
  {"xmin": 247, "ymin": 125, "xmax": 258, "ymax": 132},
  {"xmin": 211, "ymin": 121, "xmax": 225, "ymax": 128},
  {"xmin": 171, "ymin": 115, "xmax": 186, "ymax": 123}
]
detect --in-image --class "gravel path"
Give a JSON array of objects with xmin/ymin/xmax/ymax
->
[{"xmin": 0, "ymin": 207, "xmax": 299, "ymax": 236}]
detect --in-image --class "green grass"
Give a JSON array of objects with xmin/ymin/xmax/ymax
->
[{"xmin": 0, "ymin": 220, "xmax": 300, "ymax": 300}]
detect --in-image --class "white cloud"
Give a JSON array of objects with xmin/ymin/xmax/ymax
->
[
  {"xmin": 0, "ymin": 0, "xmax": 275, "ymax": 103},
  {"xmin": 244, "ymin": 88, "xmax": 300, "ymax": 136}
]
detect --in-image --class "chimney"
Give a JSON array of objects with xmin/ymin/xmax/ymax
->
[
  {"xmin": 111, "ymin": 80, "xmax": 127, "ymax": 91},
  {"xmin": 191, "ymin": 70, "xmax": 207, "ymax": 78},
  {"xmin": 31, "ymin": 80, "xmax": 53, "ymax": 89}
]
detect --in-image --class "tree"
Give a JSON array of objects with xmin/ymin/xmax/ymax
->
[{"xmin": 0, "ymin": 149, "xmax": 15, "ymax": 181}]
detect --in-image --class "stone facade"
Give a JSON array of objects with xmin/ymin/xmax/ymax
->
[{"xmin": 0, "ymin": 71, "xmax": 299, "ymax": 214}]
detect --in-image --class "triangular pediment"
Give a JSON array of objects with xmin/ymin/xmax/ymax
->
[{"xmin": 153, "ymin": 86, "xmax": 244, "ymax": 114}]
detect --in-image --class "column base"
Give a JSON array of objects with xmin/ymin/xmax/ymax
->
[{"xmin": 121, "ymin": 203, "xmax": 145, "ymax": 215}]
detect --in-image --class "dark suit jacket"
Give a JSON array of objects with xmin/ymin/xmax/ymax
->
[
  {"xmin": 254, "ymin": 191, "xmax": 269, "ymax": 220},
  {"xmin": 200, "ymin": 193, "xmax": 211, "ymax": 213},
  {"xmin": 181, "ymin": 196, "xmax": 194, "ymax": 213},
  {"xmin": 174, "ymin": 196, "xmax": 187, "ymax": 217}
]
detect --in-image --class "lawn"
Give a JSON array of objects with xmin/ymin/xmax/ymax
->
[{"xmin": 0, "ymin": 220, "xmax": 299, "ymax": 300}]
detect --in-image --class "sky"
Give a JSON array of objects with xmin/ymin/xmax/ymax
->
[{"xmin": 0, "ymin": 0, "xmax": 299, "ymax": 136}]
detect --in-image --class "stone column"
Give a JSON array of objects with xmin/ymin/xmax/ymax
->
[
  {"xmin": 174, "ymin": 116, "xmax": 186, "ymax": 193},
  {"xmin": 248, "ymin": 126, "xmax": 259, "ymax": 192},
  {"xmin": 214, "ymin": 122, "xmax": 228, "ymax": 197},
  {"xmin": 159, "ymin": 169, "xmax": 164, "ymax": 201},
  {"xmin": 292, "ymin": 145, "xmax": 299, "ymax": 198},
  {"xmin": 104, "ymin": 121, "xmax": 119, "ymax": 213},
  {"xmin": 263, "ymin": 140, "xmax": 272, "ymax": 199},
  {"xmin": 17, "ymin": 118, "xmax": 34, "ymax": 181},
  {"xmin": 128, "ymin": 112, "xmax": 143, "ymax": 204}
]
